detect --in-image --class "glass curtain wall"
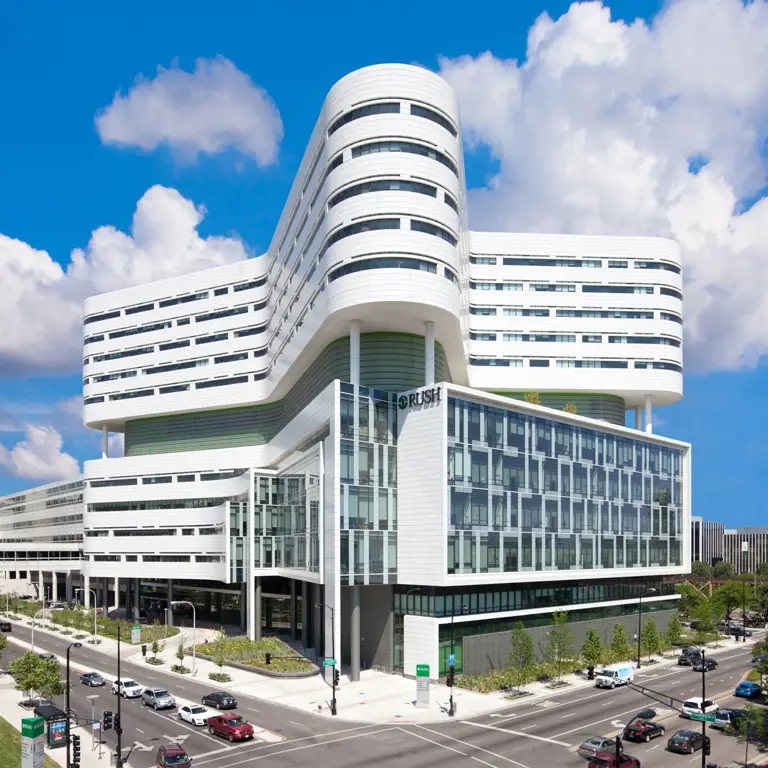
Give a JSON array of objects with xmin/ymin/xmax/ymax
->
[{"xmin": 339, "ymin": 383, "xmax": 398, "ymax": 586}]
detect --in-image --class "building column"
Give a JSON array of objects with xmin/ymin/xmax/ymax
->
[
  {"xmin": 425, "ymin": 321, "xmax": 435, "ymax": 385},
  {"xmin": 290, "ymin": 580, "xmax": 298, "ymax": 640},
  {"xmin": 124, "ymin": 578, "xmax": 132, "ymax": 618},
  {"xmin": 132, "ymin": 578, "xmax": 140, "ymax": 618},
  {"xmin": 51, "ymin": 572, "xmax": 58, "ymax": 602},
  {"xmin": 312, "ymin": 584, "xmax": 323, "ymax": 660},
  {"xmin": 634, "ymin": 406, "xmax": 643, "ymax": 431},
  {"xmin": 302, "ymin": 581, "xmax": 310, "ymax": 649},
  {"xmin": 112, "ymin": 577, "xmax": 119, "ymax": 613},
  {"xmin": 350, "ymin": 320, "xmax": 361, "ymax": 386},
  {"xmin": 350, "ymin": 585, "xmax": 361, "ymax": 682},
  {"xmin": 38, "ymin": 571, "xmax": 44, "ymax": 603},
  {"xmin": 215, "ymin": 592, "xmax": 222, "ymax": 618},
  {"xmin": 65, "ymin": 572, "xmax": 73, "ymax": 604},
  {"xmin": 101, "ymin": 425, "xmax": 108, "ymax": 459},
  {"xmin": 83, "ymin": 574, "xmax": 90, "ymax": 608},
  {"xmin": 254, "ymin": 578, "xmax": 263, "ymax": 642},
  {"xmin": 167, "ymin": 580, "xmax": 174, "ymax": 627},
  {"xmin": 240, "ymin": 582, "xmax": 247, "ymax": 632},
  {"xmin": 644, "ymin": 394, "xmax": 653, "ymax": 434}
]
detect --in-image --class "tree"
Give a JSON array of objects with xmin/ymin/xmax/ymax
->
[
  {"xmin": 524, "ymin": 393, "xmax": 541, "ymax": 405},
  {"xmin": 507, "ymin": 622, "xmax": 537, "ymax": 691},
  {"xmin": 675, "ymin": 583, "xmax": 706, "ymax": 620},
  {"xmin": 756, "ymin": 562, "xmax": 768, "ymax": 578},
  {"xmin": 545, "ymin": 612, "xmax": 574, "ymax": 684},
  {"xmin": 713, "ymin": 561, "xmax": 736, "ymax": 579},
  {"xmin": 175, "ymin": 635, "xmax": 187, "ymax": 669},
  {"xmin": 563, "ymin": 401, "xmax": 579, "ymax": 414},
  {"xmin": 734, "ymin": 702, "xmax": 766, "ymax": 767},
  {"xmin": 713, "ymin": 581, "xmax": 750, "ymax": 622},
  {"xmin": 691, "ymin": 601, "xmax": 718, "ymax": 645},
  {"xmin": 8, "ymin": 652, "xmax": 64, "ymax": 701},
  {"xmin": 751, "ymin": 584, "xmax": 768, "ymax": 625},
  {"xmin": 640, "ymin": 617, "xmax": 661, "ymax": 660},
  {"xmin": 664, "ymin": 613, "xmax": 684, "ymax": 647},
  {"xmin": 690, "ymin": 560, "xmax": 713, "ymax": 578},
  {"xmin": 610, "ymin": 623, "xmax": 633, "ymax": 661},
  {"xmin": 151, "ymin": 638, "xmax": 165, "ymax": 662},
  {"xmin": 213, "ymin": 627, "xmax": 228, "ymax": 673},
  {"xmin": 581, "ymin": 627, "xmax": 604, "ymax": 667}
]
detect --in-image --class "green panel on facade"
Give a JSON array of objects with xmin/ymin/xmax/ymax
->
[
  {"xmin": 125, "ymin": 332, "xmax": 445, "ymax": 456},
  {"xmin": 492, "ymin": 392, "xmax": 626, "ymax": 425}
]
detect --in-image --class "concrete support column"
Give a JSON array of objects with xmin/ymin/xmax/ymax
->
[
  {"xmin": 634, "ymin": 406, "xmax": 643, "ymax": 431},
  {"xmin": 350, "ymin": 585, "xmax": 361, "ymax": 682},
  {"xmin": 132, "ymin": 578, "xmax": 140, "ymax": 618},
  {"xmin": 290, "ymin": 580, "xmax": 298, "ymax": 640},
  {"xmin": 101, "ymin": 425, "xmax": 108, "ymax": 459},
  {"xmin": 302, "ymin": 581, "xmax": 310, "ymax": 649},
  {"xmin": 38, "ymin": 572, "xmax": 44, "ymax": 603},
  {"xmin": 350, "ymin": 320, "xmax": 361, "ymax": 386},
  {"xmin": 644, "ymin": 394, "xmax": 653, "ymax": 434},
  {"xmin": 254, "ymin": 578, "xmax": 263, "ymax": 642},
  {"xmin": 167, "ymin": 580, "xmax": 174, "ymax": 627},
  {"xmin": 65, "ymin": 572, "xmax": 73, "ymax": 604},
  {"xmin": 51, "ymin": 572, "xmax": 58, "ymax": 602},
  {"xmin": 425, "ymin": 321, "xmax": 435, "ymax": 385},
  {"xmin": 112, "ymin": 577, "xmax": 119, "ymax": 613},
  {"xmin": 240, "ymin": 583, "xmax": 247, "ymax": 632},
  {"xmin": 83, "ymin": 574, "xmax": 90, "ymax": 608},
  {"xmin": 125, "ymin": 578, "xmax": 132, "ymax": 618},
  {"xmin": 312, "ymin": 584, "xmax": 323, "ymax": 660},
  {"xmin": 215, "ymin": 592, "xmax": 222, "ymax": 618}
]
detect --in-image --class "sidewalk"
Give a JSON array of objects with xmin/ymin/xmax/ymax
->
[{"xmin": 4, "ymin": 613, "xmax": 765, "ymax": 724}]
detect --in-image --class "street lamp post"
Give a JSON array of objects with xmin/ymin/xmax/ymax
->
[
  {"xmin": 31, "ymin": 608, "xmax": 48, "ymax": 653},
  {"xmin": 75, "ymin": 588, "xmax": 98, "ymax": 645},
  {"xmin": 65, "ymin": 641, "xmax": 82, "ymax": 768},
  {"xmin": 636, "ymin": 587, "xmax": 657, "ymax": 669},
  {"xmin": 171, "ymin": 600, "xmax": 196, "ymax": 674},
  {"xmin": 316, "ymin": 602, "xmax": 337, "ymax": 716},
  {"xmin": 448, "ymin": 601, "xmax": 469, "ymax": 717}
]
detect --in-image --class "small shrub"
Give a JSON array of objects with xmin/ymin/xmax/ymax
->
[
  {"xmin": 74, "ymin": 634, "xmax": 88, "ymax": 640},
  {"xmin": 171, "ymin": 664, "xmax": 190, "ymax": 674},
  {"xmin": 208, "ymin": 672, "xmax": 231, "ymax": 683},
  {"xmin": 146, "ymin": 658, "xmax": 164, "ymax": 666},
  {"xmin": 60, "ymin": 630, "xmax": 73, "ymax": 636}
]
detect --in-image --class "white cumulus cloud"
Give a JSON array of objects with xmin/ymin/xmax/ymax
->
[
  {"xmin": 0, "ymin": 425, "xmax": 80, "ymax": 482},
  {"xmin": 96, "ymin": 57, "xmax": 283, "ymax": 165},
  {"xmin": 0, "ymin": 185, "xmax": 249, "ymax": 377},
  {"xmin": 439, "ymin": 0, "xmax": 768, "ymax": 372}
]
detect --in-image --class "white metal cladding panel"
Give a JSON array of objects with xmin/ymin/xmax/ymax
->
[
  {"xmin": 396, "ymin": 385, "xmax": 448, "ymax": 585},
  {"xmin": 84, "ymin": 559, "xmax": 224, "ymax": 581},
  {"xmin": 403, "ymin": 614, "xmax": 440, "ymax": 679}
]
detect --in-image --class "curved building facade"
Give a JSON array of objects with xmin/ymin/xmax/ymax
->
[{"xmin": 78, "ymin": 64, "xmax": 689, "ymax": 679}]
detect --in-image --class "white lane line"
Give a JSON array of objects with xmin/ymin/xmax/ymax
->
[
  {"xmin": 288, "ymin": 721, "xmax": 304, "ymax": 727},
  {"xmin": 411, "ymin": 724, "xmax": 531, "ymax": 768},
  {"xmin": 246, "ymin": 707, "xmax": 260, "ymax": 713},
  {"xmin": 647, "ymin": 745, "xmax": 659, "ymax": 751},
  {"xmin": 401, "ymin": 728, "xmax": 494, "ymax": 768},
  {"xmin": 601, "ymin": 702, "xmax": 613, "ymax": 707},
  {"xmin": 136, "ymin": 728, "xmax": 145, "ymax": 734},
  {"xmin": 144, "ymin": 708, "xmax": 221, "ymax": 745},
  {"xmin": 189, "ymin": 748, "xmax": 234, "ymax": 760},
  {"xmin": 522, "ymin": 724, "xmax": 537, "ymax": 731},
  {"xmin": 462, "ymin": 721, "xmax": 572, "ymax": 748},
  {"xmin": 561, "ymin": 713, "xmax": 572, "ymax": 718}
]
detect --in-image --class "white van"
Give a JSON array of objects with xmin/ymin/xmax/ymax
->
[{"xmin": 595, "ymin": 663, "xmax": 634, "ymax": 689}]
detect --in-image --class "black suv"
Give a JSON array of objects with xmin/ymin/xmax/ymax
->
[
  {"xmin": 678, "ymin": 650, "xmax": 702, "ymax": 666},
  {"xmin": 0, "ymin": 620, "xmax": 11, "ymax": 632}
]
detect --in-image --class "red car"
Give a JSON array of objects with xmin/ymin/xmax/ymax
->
[
  {"xmin": 207, "ymin": 713, "xmax": 254, "ymax": 742},
  {"xmin": 588, "ymin": 753, "xmax": 641, "ymax": 768}
]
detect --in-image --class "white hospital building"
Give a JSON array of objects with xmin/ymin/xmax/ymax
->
[{"xmin": 0, "ymin": 64, "xmax": 689, "ymax": 678}]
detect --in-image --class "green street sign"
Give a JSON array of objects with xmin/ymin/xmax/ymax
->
[
  {"xmin": 689, "ymin": 712, "xmax": 716, "ymax": 723},
  {"xmin": 21, "ymin": 718, "xmax": 44, "ymax": 738},
  {"xmin": 322, "ymin": 659, "xmax": 337, "ymax": 667},
  {"xmin": 416, "ymin": 664, "xmax": 430, "ymax": 678}
]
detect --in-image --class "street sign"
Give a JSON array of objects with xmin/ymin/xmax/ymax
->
[
  {"xmin": 689, "ymin": 712, "xmax": 717, "ymax": 723},
  {"xmin": 21, "ymin": 718, "xmax": 44, "ymax": 768},
  {"xmin": 322, "ymin": 659, "xmax": 337, "ymax": 667},
  {"xmin": 131, "ymin": 625, "xmax": 141, "ymax": 644},
  {"xmin": 448, "ymin": 654, "xmax": 456, "ymax": 667},
  {"xmin": 416, "ymin": 664, "xmax": 430, "ymax": 678}
]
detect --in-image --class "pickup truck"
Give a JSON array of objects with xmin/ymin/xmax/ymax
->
[{"xmin": 207, "ymin": 713, "xmax": 254, "ymax": 742}]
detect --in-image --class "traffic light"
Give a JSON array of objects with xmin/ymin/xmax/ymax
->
[
  {"xmin": 71, "ymin": 734, "xmax": 81, "ymax": 767},
  {"xmin": 333, "ymin": 669, "xmax": 340, "ymax": 687},
  {"xmin": 448, "ymin": 664, "xmax": 455, "ymax": 688},
  {"xmin": 446, "ymin": 675, "xmax": 452, "ymax": 687},
  {"xmin": 114, "ymin": 713, "xmax": 121, "ymax": 733},
  {"xmin": 265, "ymin": 653, "xmax": 271, "ymax": 666},
  {"xmin": 103, "ymin": 711, "xmax": 113, "ymax": 731},
  {"xmin": 703, "ymin": 741, "xmax": 711, "ymax": 756}
]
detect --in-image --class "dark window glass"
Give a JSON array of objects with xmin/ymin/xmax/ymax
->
[
  {"xmin": 329, "ymin": 179, "xmax": 436, "ymax": 208},
  {"xmin": 329, "ymin": 257, "xmax": 436, "ymax": 283},
  {"xmin": 319, "ymin": 218, "xmax": 400, "ymax": 260},
  {"xmin": 409, "ymin": 104, "xmax": 458, "ymax": 136},
  {"xmin": 328, "ymin": 102, "xmax": 400, "ymax": 134},
  {"xmin": 351, "ymin": 140, "xmax": 458, "ymax": 176},
  {"xmin": 410, "ymin": 219, "xmax": 458, "ymax": 246},
  {"xmin": 84, "ymin": 310, "xmax": 120, "ymax": 325}
]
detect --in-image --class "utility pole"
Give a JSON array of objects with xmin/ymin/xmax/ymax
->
[
  {"xmin": 700, "ymin": 647, "xmax": 707, "ymax": 768},
  {"xmin": 115, "ymin": 624, "xmax": 122, "ymax": 768}
]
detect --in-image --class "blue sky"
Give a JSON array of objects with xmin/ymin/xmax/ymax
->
[{"xmin": 1, "ymin": 0, "xmax": 767, "ymax": 526}]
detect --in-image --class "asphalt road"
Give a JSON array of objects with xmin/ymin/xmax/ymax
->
[{"xmin": 4, "ymin": 623, "xmax": 764, "ymax": 768}]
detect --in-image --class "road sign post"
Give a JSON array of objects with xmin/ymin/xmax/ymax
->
[
  {"xmin": 415, "ymin": 664, "xmax": 430, "ymax": 710},
  {"xmin": 130, "ymin": 625, "xmax": 141, "ymax": 645},
  {"xmin": 689, "ymin": 712, "xmax": 716, "ymax": 723},
  {"xmin": 322, "ymin": 659, "xmax": 337, "ymax": 667},
  {"xmin": 21, "ymin": 718, "xmax": 45, "ymax": 768}
]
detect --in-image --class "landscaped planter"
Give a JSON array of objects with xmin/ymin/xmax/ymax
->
[{"xmin": 192, "ymin": 650, "xmax": 320, "ymax": 679}]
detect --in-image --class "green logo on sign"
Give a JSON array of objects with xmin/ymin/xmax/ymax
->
[
  {"xmin": 21, "ymin": 718, "xmax": 44, "ymax": 738},
  {"xmin": 398, "ymin": 395, "xmax": 408, "ymax": 409},
  {"xmin": 416, "ymin": 664, "xmax": 430, "ymax": 677}
]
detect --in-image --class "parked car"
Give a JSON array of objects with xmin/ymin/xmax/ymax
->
[
  {"xmin": 753, "ymin": 654, "xmax": 766, "ymax": 666},
  {"xmin": 587, "ymin": 753, "xmax": 640, "ymax": 768},
  {"xmin": 207, "ymin": 713, "xmax": 254, "ymax": 742},
  {"xmin": 623, "ymin": 719, "xmax": 665, "ymax": 742},
  {"xmin": 735, "ymin": 681, "xmax": 762, "ymax": 698},
  {"xmin": 730, "ymin": 626, "xmax": 753, "ymax": 638},
  {"xmin": 713, "ymin": 709, "xmax": 746, "ymax": 731},
  {"xmin": 0, "ymin": 620, "xmax": 11, "ymax": 632},
  {"xmin": 692, "ymin": 658, "xmax": 718, "ymax": 672},
  {"xmin": 143, "ymin": 688, "xmax": 176, "ymax": 710},
  {"xmin": 201, "ymin": 692, "xmax": 237, "ymax": 710},
  {"xmin": 578, "ymin": 737, "xmax": 616, "ymax": 759},
  {"xmin": 667, "ymin": 729, "xmax": 710, "ymax": 754},
  {"xmin": 80, "ymin": 672, "xmax": 105, "ymax": 687},
  {"xmin": 595, "ymin": 664, "xmax": 634, "ymax": 689},
  {"xmin": 112, "ymin": 679, "xmax": 144, "ymax": 698},
  {"xmin": 681, "ymin": 696, "xmax": 719, "ymax": 718},
  {"xmin": 677, "ymin": 651, "xmax": 702, "ymax": 666},
  {"xmin": 179, "ymin": 705, "xmax": 211, "ymax": 726},
  {"xmin": 156, "ymin": 744, "xmax": 191, "ymax": 768}
]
